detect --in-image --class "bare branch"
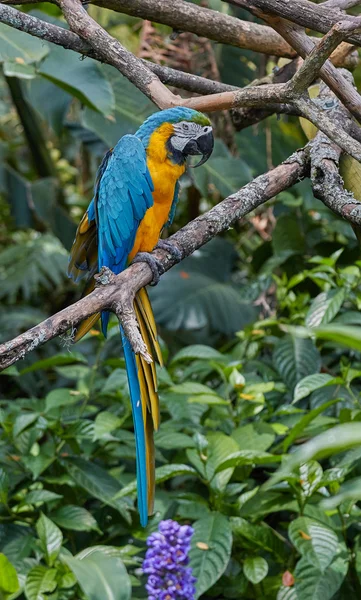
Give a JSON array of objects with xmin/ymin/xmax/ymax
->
[
  {"xmin": 253, "ymin": 12, "xmax": 361, "ymax": 125},
  {"xmin": 227, "ymin": 0, "xmax": 361, "ymax": 46},
  {"xmin": 309, "ymin": 132, "xmax": 361, "ymax": 225},
  {"xmin": 287, "ymin": 23, "xmax": 348, "ymax": 94},
  {"xmin": 0, "ymin": 5, "xmax": 241, "ymax": 97},
  {"xmin": 0, "ymin": 150, "xmax": 308, "ymax": 371},
  {"xmin": 323, "ymin": 0, "xmax": 361, "ymax": 9},
  {"xmin": 83, "ymin": 0, "xmax": 296, "ymax": 58}
]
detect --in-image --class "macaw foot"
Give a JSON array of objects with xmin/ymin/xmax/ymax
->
[
  {"xmin": 155, "ymin": 239, "xmax": 183, "ymax": 263},
  {"xmin": 131, "ymin": 252, "xmax": 165, "ymax": 286}
]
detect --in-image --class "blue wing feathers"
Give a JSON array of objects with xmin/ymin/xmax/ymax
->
[{"xmin": 96, "ymin": 135, "xmax": 153, "ymax": 525}]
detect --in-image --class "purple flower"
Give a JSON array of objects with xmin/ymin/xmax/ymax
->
[{"xmin": 143, "ymin": 519, "xmax": 196, "ymax": 600}]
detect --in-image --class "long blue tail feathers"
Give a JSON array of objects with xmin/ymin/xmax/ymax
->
[{"xmin": 120, "ymin": 327, "xmax": 148, "ymax": 527}]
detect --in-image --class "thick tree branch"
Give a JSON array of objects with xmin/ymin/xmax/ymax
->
[
  {"xmin": 227, "ymin": 0, "xmax": 361, "ymax": 47},
  {"xmin": 309, "ymin": 132, "xmax": 361, "ymax": 225},
  {"xmin": 323, "ymin": 0, "xmax": 361, "ymax": 8},
  {"xmin": 0, "ymin": 150, "xmax": 308, "ymax": 371},
  {"xmin": 0, "ymin": 5, "xmax": 240, "ymax": 97},
  {"xmin": 231, "ymin": 4, "xmax": 361, "ymax": 125},
  {"xmin": 0, "ymin": 0, "xmax": 357, "ymax": 68},
  {"xmin": 307, "ymin": 80, "xmax": 361, "ymax": 226}
]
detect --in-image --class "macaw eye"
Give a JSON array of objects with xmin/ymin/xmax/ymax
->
[{"xmin": 183, "ymin": 124, "xmax": 189, "ymax": 130}]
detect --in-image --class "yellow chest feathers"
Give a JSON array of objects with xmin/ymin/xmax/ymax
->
[{"xmin": 146, "ymin": 123, "xmax": 185, "ymax": 205}]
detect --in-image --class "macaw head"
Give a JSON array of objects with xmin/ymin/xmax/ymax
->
[{"xmin": 136, "ymin": 107, "xmax": 214, "ymax": 167}]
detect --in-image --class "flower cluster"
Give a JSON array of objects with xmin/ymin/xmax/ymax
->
[{"xmin": 143, "ymin": 519, "xmax": 196, "ymax": 600}]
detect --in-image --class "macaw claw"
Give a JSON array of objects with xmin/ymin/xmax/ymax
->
[
  {"xmin": 155, "ymin": 240, "xmax": 183, "ymax": 263},
  {"xmin": 131, "ymin": 252, "xmax": 165, "ymax": 285}
]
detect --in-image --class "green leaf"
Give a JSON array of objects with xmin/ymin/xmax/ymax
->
[
  {"xmin": 0, "ymin": 23, "xmax": 49, "ymax": 64},
  {"xmin": 171, "ymin": 345, "xmax": 225, "ymax": 363},
  {"xmin": 273, "ymin": 335, "xmax": 321, "ymax": 391},
  {"xmin": 321, "ymin": 476, "xmax": 361, "ymax": 509},
  {"xmin": 305, "ymin": 289, "xmax": 345, "ymax": 328},
  {"xmin": 36, "ymin": 513, "xmax": 63, "ymax": 566},
  {"xmin": 45, "ymin": 388, "xmax": 82, "ymax": 412},
  {"xmin": 289, "ymin": 517, "xmax": 339, "ymax": 572},
  {"xmin": 293, "ymin": 374, "xmax": 335, "ymax": 403},
  {"xmin": 114, "ymin": 464, "xmax": 197, "ymax": 499},
  {"xmin": 0, "ymin": 553, "xmax": 19, "ymax": 595},
  {"xmin": 19, "ymin": 352, "xmax": 86, "ymax": 374},
  {"xmin": 283, "ymin": 399, "xmax": 340, "ymax": 451},
  {"xmin": 272, "ymin": 214, "xmax": 305, "ymax": 256},
  {"xmin": 25, "ymin": 566, "xmax": 57, "ymax": 600},
  {"xmin": 215, "ymin": 450, "xmax": 282, "ymax": 472},
  {"xmin": 193, "ymin": 152, "xmax": 252, "ymax": 198},
  {"xmin": 150, "ymin": 239, "xmax": 258, "ymax": 342},
  {"xmin": 294, "ymin": 555, "xmax": 347, "ymax": 600},
  {"xmin": 3, "ymin": 59, "xmax": 36, "ymax": 79},
  {"xmin": 81, "ymin": 64, "xmax": 154, "ymax": 146},
  {"xmin": 277, "ymin": 586, "xmax": 297, "ymax": 600},
  {"xmin": 64, "ymin": 457, "xmax": 130, "ymax": 521},
  {"xmin": 231, "ymin": 517, "xmax": 286, "ymax": 560},
  {"xmin": 64, "ymin": 551, "xmax": 131, "ymax": 600},
  {"xmin": 170, "ymin": 382, "xmax": 218, "ymax": 396},
  {"xmin": 206, "ymin": 433, "xmax": 240, "ymax": 491},
  {"xmin": 51, "ymin": 505, "xmax": 100, "ymax": 532},
  {"xmin": 243, "ymin": 556, "xmax": 268, "ymax": 584},
  {"xmin": 313, "ymin": 324, "xmax": 361, "ymax": 352},
  {"xmin": 267, "ymin": 423, "xmax": 361, "ymax": 488},
  {"xmin": 13, "ymin": 412, "xmax": 39, "ymax": 437},
  {"xmin": 189, "ymin": 513, "xmax": 232, "ymax": 598},
  {"xmin": 299, "ymin": 461, "xmax": 323, "ymax": 499},
  {"xmin": 154, "ymin": 430, "xmax": 196, "ymax": 450},
  {"xmin": 93, "ymin": 411, "xmax": 123, "ymax": 441},
  {"xmin": 38, "ymin": 45, "xmax": 114, "ymax": 116},
  {"xmin": 232, "ymin": 423, "xmax": 275, "ymax": 452},
  {"xmin": 26, "ymin": 490, "xmax": 63, "ymax": 505},
  {"xmin": 0, "ymin": 469, "xmax": 9, "ymax": 504}
]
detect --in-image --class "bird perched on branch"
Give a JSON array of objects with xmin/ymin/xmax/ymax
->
[{"xmin": 67, "ymin": 107, "xmax": 214, "ymax": 526}]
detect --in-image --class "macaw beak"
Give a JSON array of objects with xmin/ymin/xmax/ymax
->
[{"xmin": 184, "ymin": 130, "xmax": 214, "ymax": 167}]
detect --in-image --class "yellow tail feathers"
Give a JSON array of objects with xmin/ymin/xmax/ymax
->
[{"xmin": 74, "ymin": 286, "xmax": 162, "ymax": 518}]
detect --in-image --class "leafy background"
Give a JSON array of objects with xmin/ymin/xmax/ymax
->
[{"xmin": 2, "ymin": 1, "xmax": 361, "ymax": 599}]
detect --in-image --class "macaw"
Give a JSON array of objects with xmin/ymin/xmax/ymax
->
[{"xmin": 67, "ymin": 107, "xmax": 214, "ymax": 526}]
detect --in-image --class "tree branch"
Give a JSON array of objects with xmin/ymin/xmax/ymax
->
[
  {"xmin": 0, "ymin": 5, "xmax": 241, "ymax": 97},
  {"xmin": 230, "ymin": 3, "xmax": 361, "ymax": 125},
  {"xmin": 0, "ymin": 149, "xmax": 308, "ymax": 371},
  {"xmin": 227, "ymin": 0, "xmax": 361, "ymax": 47}
]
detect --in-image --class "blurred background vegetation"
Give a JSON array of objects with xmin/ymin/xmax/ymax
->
[{"xmin": 2, "ymin": 1, "xmax": 361, "ymax": 599}]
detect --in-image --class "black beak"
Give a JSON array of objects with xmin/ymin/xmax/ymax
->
[{"xmin": 184, "ymin": 130, "xmax": 214, "ymax": 167}]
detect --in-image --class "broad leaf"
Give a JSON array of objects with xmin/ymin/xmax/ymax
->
[
  {"xmin": 267, "ymin": 423, "xmax": 361, "ymax": 488},
  {"xmin": 306, "ymin": 289, "xmax": 345, "ymax": 328},
  {"xmin": 64, "ymin": 551, "xmax": 131, "ymax": 600},
  {"xmin": 294, "ymin": 555, "xmax": 347, "ymax": 600},
  {"xmin": 114, "ymin": 464, "xmax": 197, "ymax": 499},
  {"xmin": 274, "ymin": 335, "xmax": 321, "ymax": 392},
  {"xmin": 38, "ymin": 45, "xmax": 114, "ymax": 116},
  {"xmin": 51, "ymin": 505, "xmax": 100, "ymax": 532},
  {"xmin": 64, "ymin": 458, "xmax": 130, "ymax": 522},
  {"xmin": 25, "ymin": 566, "xmax": 57, "ymax": 600},
  {"xmin": 289, "ymin": 517, "xmax": 338, "ymax": 572},
  {"xmin": 293, "ymin": 374, "xmax": 335, "ymax": 403},
  {"xmin": 0, "ymin": 23, "xmax": 49, "ymax": 64},
  {"xmin": 171, "ymin": 344, "xmax": 225, "ymax": 363},
  {"xmin": 243, "ymin": 556, "xmax": 268, "ymax": 584},
  {"xmin": 0, "ymin": 553, "xmax": 19, "ymax": 595},
  {"xmin": 189, "ymin": 513, "xmax": 232, "ymax": 598},
  {"xmin": 36, "ymin": 514, "xmax": 63, "ymax": 566}
]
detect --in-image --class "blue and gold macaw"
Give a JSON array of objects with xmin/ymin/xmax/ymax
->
[{"xmin": 68, "ymin": 107, "xmax": 214, "ymax": 526}]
